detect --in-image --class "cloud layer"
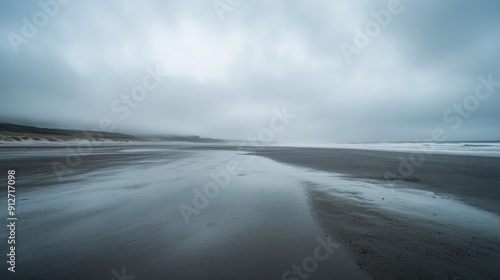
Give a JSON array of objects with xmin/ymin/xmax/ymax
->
[{"xmin": 1, "ymin": 0, "xmax": 499, "ymax": 142}]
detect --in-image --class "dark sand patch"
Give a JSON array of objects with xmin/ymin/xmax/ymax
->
[{"xmin": 303, "ymin": 180, "xmax": 500, "ymax": 280}]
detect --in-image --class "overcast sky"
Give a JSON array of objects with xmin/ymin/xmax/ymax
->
[{"xmin": 1, "ymin": 0, "xmax": 499, "ymax": 143}]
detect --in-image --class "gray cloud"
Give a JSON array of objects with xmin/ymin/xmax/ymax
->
[{"xmin": 1, "ymin": 0, "xmax": 499, "ymax": 142}]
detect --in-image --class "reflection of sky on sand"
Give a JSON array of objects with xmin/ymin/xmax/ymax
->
[
  {"xmin": 2, "ymin": 147, "xmax": 366, "ymax": 280},
  {"xmin": 2, "ymin": 145, "xmax": 498, "ymax": 279},
  {"xmin": 291, "ymin": 167, "xmax": 500, "ymax": 235}
]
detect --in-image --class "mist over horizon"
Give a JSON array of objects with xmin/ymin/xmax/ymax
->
[{"xmin": 1, "ymin": 0, "xmax": 500, "ymax": 143}]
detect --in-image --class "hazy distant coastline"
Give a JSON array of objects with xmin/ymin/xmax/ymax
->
[{"xmin": 0, "ymin": 123, "xmax": 224, "ymax": 144}]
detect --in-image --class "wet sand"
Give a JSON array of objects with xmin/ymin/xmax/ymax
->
[
  {"xmin": 0, "ymin": 145, "xmax": 367, "ymax": 280},
  {"xmin": 253, "ymin": 146, "xmax": 500, "ymax": 279},
  {"xmin": 1, "ymin": 144, "xmax": 499, "ymax": 279},
  {"xmin": 253, "ymin": 146, "xmax": 500, "ymax": 215}
]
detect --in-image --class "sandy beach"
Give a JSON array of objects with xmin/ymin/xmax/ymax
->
[
  {"xmin": 1, "ymin": 145, "xmax": 366, "ymax": 280},
  {"xmin": 253, "ymin": 146, "xmax": 500, "ymax": 279},
  {"xmin": 1, "ymin": 144, "xmax": 499, "ymax": 280}
]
